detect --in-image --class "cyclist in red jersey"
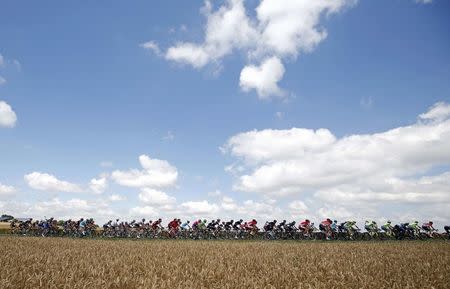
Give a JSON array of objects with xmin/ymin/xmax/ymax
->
[
  {"xmin": 319, "ymin": 218, "xmax": 332, "ymax": 240},
  {"xmin": 299, "ymin": 219, "xmax": 311, "ymax": 231},
  {"xmin": 152, "ymin": 218, "xmax": 162, "ymax": 230},
  {"xmin": 247, "ymin": 219, "xmax": 257, "ymax": 229}
]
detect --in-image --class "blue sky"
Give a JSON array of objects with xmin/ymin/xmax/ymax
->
[{"xmin": 0, "ymin": 0, "xmax": 449, "ymax": 225}]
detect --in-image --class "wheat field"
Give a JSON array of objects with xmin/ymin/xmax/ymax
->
[{"xmin": 0, "ymin": 236, "xmax": 448, "ymax": 289}]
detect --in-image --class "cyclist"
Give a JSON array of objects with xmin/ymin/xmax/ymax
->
[
  {"xmin": 331, "ymin": 220, "xmax": 338, "ymax": 232},
  {"xmin": 198, "ymin": 219, "xmax": 207, "ymax": 231},
  {"xmin": 421, "ymin": 221, "xmax": 435, "ymax": 238},
  {"xmin": 264, "ymin": 220, "xmax": 277, "ymax": 232},
  {"xmin": 381, "ymin": 220, "xmax": 394, "ymax": 237},
  {"xmin": 191, "ymin": 219, "xmax": 200, "ymax": 230},
  {"xmin": 224, "ymin": 220, "xmax": 234, "ymax": 231},
  {"xmin": 233, "ymin": 219, "xmax": 243, "ymax": 231},
  {"xmin": 444, "ymin": 225, "xmax": 450, "ymax": 239},
  {"xmin": 181, "ymin": 220, "xmax": 190, "ymax": 230},
  {"xmin": 168, "ymin": 218, "xmax": 179, "ymax": 231},
  {"xmin": 151, "ymin": 218, "xmax": 162, "ymax": 231},
  {"xmin": 365, "ymin": 220, "xmax": 379, "ymax": 237},
  {"xmin": 277, "ymin": 220, "xmax": 287, "ymax": 232},
  {"xmin": 343, "ymin": 221, "xmax": 359, "ymax": 239},
  {"xmin": 320, "ymin": 218, "xmax": 332, "ymax": 240},
  {"xmin": 407, "ymin": 221, "xmax": 420, "ymax": 237},
  {"xmin": 247, "ymin": 219, "xmax": 257, "ymax": 230}
]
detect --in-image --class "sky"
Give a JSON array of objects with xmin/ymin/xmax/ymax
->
[{"xmin": 1, "ymin": 0, "xmax": 450, "ymax": 226}]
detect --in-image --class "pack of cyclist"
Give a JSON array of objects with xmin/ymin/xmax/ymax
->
[{"xmin": 7, "ymin": 217, "xmax": 450, "ymax": 240}]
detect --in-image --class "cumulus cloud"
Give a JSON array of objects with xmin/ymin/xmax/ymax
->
[
  {"xmin": 0, "ymin": 101, "xmax": 17, "ymax": 128},
  {"xmin": 224, "ymin": 127, "xmax": 336, "ymax": 164},
  {"xmin": 224, "ymin": 102, "xmax": 450, "ymax": 221},
  {"xmin": 24, "ymin": 172, "xmax": 83, "ymax": 193},
  {"xmin": 0, "ymin": 183, "xmax": 16, "ymax": 197},
  {"xmin": 111, "ymin": 155, "xmax": 178, "ymax": 188},
  {"xmin": 129, "ymin": 206, "xmax": 159, "ymax": 218},
  {"xmin": 218, "ymin": 196, "xmax": 284, "ymax": 219},
  {"xmin": 239, "ymin": 56, "xmax": 285, "ymax": 99},
  {"xmin": 89, "ymin": 176, "xmax": 108, "ymax": 194},
  {"xmin": 155, "ymin": 0, "xmax": 354, "ymax": 99},
  {"xmin": 288, "ymin": 200, "xmax": 308, "ymax": 214},
  {"xmin": 419, "ymin": 102, "xmax": 450, "ymax": 122},
  {"xmin": 19, "ymin": 198, "xmax": 115, "ymax": 221},
  {"xmin": 138, "ymin": 188, "xmax": 176, "ymax": 206},
  {"xmin": 109, "ymin": 194, "xmax": 127, "ymax": 202},
  {"xmin": 165, "ymin": 0, "xmax": 258, "ymax": 68},
  {"xmin": 180, "ymin": 200, "xmax": 220, "ymax": 216},
  {"xmin": 140, "ymin": 41, "xmax": 162, "ymax": 56}
]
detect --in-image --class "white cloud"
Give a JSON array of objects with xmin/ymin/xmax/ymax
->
[
  {"xmin": 165, "ymin": 0, "xmax": 258, "ymax": 68},
  {"xmin": 224, "ymin": 102, "xmax": 450, "ymax": 221},
  {"xmin": 129, "ymin": 206, "xmax": 159, "ymax": 218},
  {"xmin": 24, "ymin": 172, "xmax": 83, "ymax": 193},
  {"xmin": 208, "ymin": 190, "xmax": 222, "ymax": 197},
  {"xmin": 0, "ymin": 76, "xmax": 6, "ymax": 85},
  {"xmin": 239, "ymin": 56, "xmax": 285, "ymax": 99},
  {"xmin": 317, "ymin": 205, "xmax": 354, "ymax": 220},
  {"xmin": 0, "ymin": 183, "xmax": 16, "ymax": 197},
  {"xmin": 255, "ymin": 0, "xmax": 352, "ymax": 57},
  {"xmin": 224, "ymin": 127, "xmax": 335, "ymax": 163},
  {"xmin": 180, "ymin": 200, "xmax": 219, "ymax": 216},
  {"xmin": 0, "ymin": 101, "xmax": 17, "ymax": 128},
  {"xmin": 166, "ymin": 44, "xmax": 211, "ymax": 69},
  {"xmin": 21, "ymin": 198, "xmax": 115, "ymax": 221},
  {"xmin": 419, "ymin": 102, "xmax": 450, "ymax": 122},
  {"xmin": 415, "ymin": 0, "xmax": 432, "ymax": 4},
  {"xmin": 140, "ymin": 41, "xmax": 162, "ymax": 56},
  {"xmin": 159, "ymin": 0, "xmax": 354, "ymax": 99},
  {"xmin": 0, "ymin": 54, "xmax": 4, "ymax": 67},
  {"xmin": 221, "ymin": 196, "xmax": 238, "ymax": 211},
  {"xmin": 218, "ymin": 196, "xmax": 283, "ymax": 219},
  {"xmin": 138, "ymin": 188, "xmax": 176, "ymax": 206},
  {"xmin": 89, "ymin": 176, "xmax": 108, "ymax": 194},
  {"xmin": 288, "ymin": 200, "xmax": 308, "ymax": 213},
  {"xmin": 109, "ymin": 194, "xmax": 127, "ymax": 202},
  {"xmin": 111, "ymin": 155, "xmax": 178, "ymax": 188},
  {"xmin": 314, "ymin": 172, "xmax": 450, "ymax": 204}
]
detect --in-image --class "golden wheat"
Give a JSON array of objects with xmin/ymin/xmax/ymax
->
[{"xmin": 0, "ymin": 236, "xmax": 448, "ymax": 289}]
